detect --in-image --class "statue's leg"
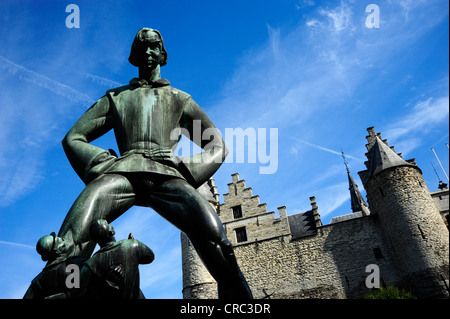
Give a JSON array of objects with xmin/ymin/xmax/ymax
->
[
  {"xmin": 147, "ymin": 177, "xmax": 253, "ymax": 299},
  {"xmin": 58, "ymin": 173, "xmax": 135, "ymax": 258}
]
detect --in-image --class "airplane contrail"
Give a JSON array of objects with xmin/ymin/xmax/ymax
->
[
  {"xmin": 0, "ymin": 240, "xmax": 35, "ymax": 250},
  {"xmin": 0, "ymin": 55, "xmax": 95, "ymax": 106},
  {"xmin": 284, "ymin": 134, "xmax": 362, "ymax": 161}
]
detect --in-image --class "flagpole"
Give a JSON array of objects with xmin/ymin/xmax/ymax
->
[{"xmin": 431, "ymin": 147, "xmax": 449, "ymax": 181}]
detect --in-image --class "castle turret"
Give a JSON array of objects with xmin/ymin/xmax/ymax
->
[
  {"xmin": 181, "ymin": 179, "xmax": 219, "ymax": 299},
  {"xmin": 358, "ymin": 127, "xmax": 449, "ymax": 298},
  {"xmin": 181, "ymin": 233, "xmax": 218, "ymax": 298}
]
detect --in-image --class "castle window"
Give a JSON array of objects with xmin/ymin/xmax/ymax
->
[
  {"xmin": 379, "ymin": 187, "xmax": 385, "ymax": 198},
  {"xmin": 235, "ymin": 227, "xmax": 247, "ymax": 243},
  {"xmin": 416, "ymin": 177, "xmax": 423, "ymax": 187},
  {"xmin": 232, "ymin": 205, "xmax": 243, "ymax": 219},
  {"xmin": 373, "ymin": 247, "xmax": 383, "ymax": 259},
  {"xmin": 417, "ymin": 224, "xmax": 426, "ymax": 239}
]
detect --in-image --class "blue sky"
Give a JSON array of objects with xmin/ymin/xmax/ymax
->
[{"xmin": 0, "ymin": 0, "xmax": 448, "ymax": 299}]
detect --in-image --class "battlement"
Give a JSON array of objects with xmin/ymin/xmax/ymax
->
[{"xmin": 183, "ymin": 127, "xmax": 449, "ymax": 299}]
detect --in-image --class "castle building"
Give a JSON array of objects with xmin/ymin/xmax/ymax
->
[{"xmin": 181, "ymin": 127, "xmax": 449, "ymax": 299}]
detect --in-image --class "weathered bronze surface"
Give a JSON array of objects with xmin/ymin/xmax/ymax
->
[
  {"xmin": 27, "ymin": 28, "xmax": 253, "ymax": 299},
  {"xmin": 74, "ymin": 220, "xmax": 153, "ymax": 299},
  {"xmin": 23, "ymin": 233, "xmax": 85, "ymax": 299}
]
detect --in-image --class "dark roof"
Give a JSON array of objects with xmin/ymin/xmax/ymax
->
[
  {"xmin": 347, "ymin": 170, "xmax": 369, "ymax": 213},
  {"xmin": 288, "ymin": 210, "xmax": 317, "ymax": 239},
  {"xmin": 368, "ymin": 136, "xmax": 414, "ymax": 177}
]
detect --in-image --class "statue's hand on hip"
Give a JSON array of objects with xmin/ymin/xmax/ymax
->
[
  {"xmin": 149, "ymin": 148, "xmax": 181, "ymax": 168},
  {"xmin": 84, "ymin": 152, "xmax": 117, "ymax": 184}
]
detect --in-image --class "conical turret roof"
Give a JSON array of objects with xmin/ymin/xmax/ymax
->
[
  {"xmin": 347, "ymin": 170, "xmax": 370, "ymax": 216},
  {"xmin": 368, "ymin": 136, "xmax": 414, "ymax": 177}
]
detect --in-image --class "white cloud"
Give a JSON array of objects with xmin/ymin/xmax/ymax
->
[
  {"xmin": 0, "ymin": 56, "xmax": 96, "ymax": 206},
  {"xmin": 267, "ymin": 25, "xmax": 281, "ymax": 61},
  {"xmin": 0, "ymin": 56, "xmax": 94, "ymax": 106},
  {"xmin": 306, "ymin": 19, "xmax": 322, "ymax": 28},
  {"xmin": 384, "ymin": 96, "xmax": 450, "ymax": 155},
  {"xmin": 211, "ymin": 0, "xmax": 448, "ymax": 229},
  {"xmin": 296, "ymin": 0, "xmax": 315, "ymax": 10},
  {"xmin": 319, "ymin": 2, "xmax": 354, "ymax": 32},
  {"xmin": 398, "ymin": 0, "xmax": 429, "ymax": 20},
  {"xmin": 214, "ymin": 1, "xmax": 449, "ymax": 174},
  {"xmin": 407, "ymin": 97, "xmax": 449, "ymax": 130},
  {"xmin": 0, "ymin": 56, "xmax": 125, "ymax": 207},
  {"xmin": 0, "ymin": 156, "xmax": 44, "ymax": 207},
  {"xmin": 311, "ymin": 182, "xmax": 351, "ymax": 219}
]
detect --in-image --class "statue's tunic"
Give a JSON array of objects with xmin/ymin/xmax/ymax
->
[{"xmin": 63, "ymin": 78, "xmax": 226, "ymax": 188}]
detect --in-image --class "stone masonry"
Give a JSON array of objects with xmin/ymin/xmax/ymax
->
[{"xmin": 181, "ymin": 127, "xmax": 449, "ymax": 299}]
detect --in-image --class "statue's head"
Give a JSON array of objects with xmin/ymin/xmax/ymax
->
[
  {"xmin": 128, "ymin": 28, "xmax": 168, "ymax": 68},
  {"xmin": 36, "ymin": 232, "xmax": 72, "ymax": 261},
  {"xmin": 89, "ymin": 219, "xmax": 116, "ymax": 246}
]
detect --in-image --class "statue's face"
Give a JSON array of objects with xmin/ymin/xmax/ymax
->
[
  {"xmin": 97, "ymin": 220, "xmax": 115, "ymax": 241},
  {"xmin": 138, "ymin": 30, "xmax": 163, "ymax": 69},
  {"xmin": 54, "ymin": 236, "xmax": 72, "ymax": 256}
]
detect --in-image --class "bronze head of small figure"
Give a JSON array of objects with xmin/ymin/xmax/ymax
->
[
  {"xmin": 36, "ymin": 233, "xmax": 73, "ymax": 262},
  {"xmin": 89, "ymin": 219, "xmax": 116, "ymax": 248}
]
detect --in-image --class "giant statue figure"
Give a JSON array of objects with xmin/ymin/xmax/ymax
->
[{"xmin": 56, "ymin": 28, "xmax": 253, "ymax": 298}]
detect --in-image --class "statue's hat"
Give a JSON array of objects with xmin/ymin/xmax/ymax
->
[{"xmin": 36, "ymin": 232, "xmax": 56, "ymax": 261}]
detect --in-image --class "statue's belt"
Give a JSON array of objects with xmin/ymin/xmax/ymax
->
[
  {"xmin": 121, "ymin": 148, "xmax": 173, "ymax": 159},
  {"xmin": 84, "ymin": 147, "xmax": 183, "ymax": 184}
]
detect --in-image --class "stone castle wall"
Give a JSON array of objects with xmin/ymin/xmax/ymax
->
[
  {"xmin": 181, "ymin": 170, "xmax": 449, "ymax": 299},
  {"xmin": 235, "ymin": 216, "xmax": 400, "ymax": 299},
  {"xmin": 363, "ymin": 165, "xmax": 449, "ymax": 297},
  {"xmin": 181, "ymin": 128, "xmax": 449, "ymax": 299}
]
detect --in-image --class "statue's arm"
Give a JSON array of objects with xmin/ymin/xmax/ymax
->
[
  {"xmin": 62, "ymin": 95, "xmax": 114, "ymax": 184},
  {"xmin": 136, "ymin": 240, "xmax": 155, "ymax": 264},
  {"xmin": 179, "ymin": 98, "xmax": 228, "ymax": 188}
]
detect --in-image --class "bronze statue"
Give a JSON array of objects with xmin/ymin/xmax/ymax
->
[
  {"xmin": 75, "ymin": 220, "xmax": 153, "ymax": 299},
  {"xmin": 23, "ymin": 233, "xmax": 85, "ymax": 299},
  {"xmin": 57, "ymin": 28, "xmax": 252, "ymax": 298}
]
